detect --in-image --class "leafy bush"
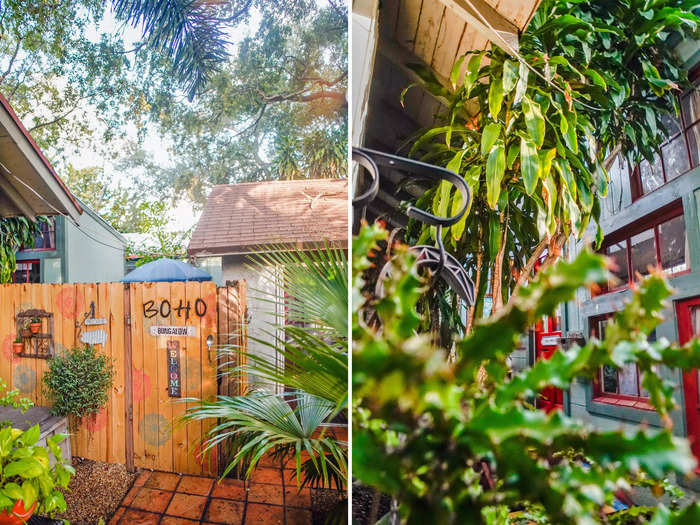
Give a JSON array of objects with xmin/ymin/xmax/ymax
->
[
  {"xmin": 0, "ymin": 425, "xmax": 73, "ymax": 516},
  {"xmin": 43, "ymin": 345, "xmax": 114, "ymax": 426},
  {"xmin": 353, "ymin": 224, "xmax": 700, "ymax": 524}
]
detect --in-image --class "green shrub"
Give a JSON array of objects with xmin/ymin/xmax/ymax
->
[
  {"xmin": 353, "ymin": 224, "xmax": 700, "ymax": 524},
  {"xmin": 43, "ymin": 345, "xmax": 114, "ymax": 426},
  {"xmin": 0, "ymin": 425, "xmax": 73, "ymax": 516}
]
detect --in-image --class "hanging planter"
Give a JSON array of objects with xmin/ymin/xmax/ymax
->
[
  {"xmin": 0, "ymin": 499, "xmax": 36, "ymax": 525},
  {"xmin": 11, "ymin": 338, "xmax": 23, "ymax": 355},
  {"xmin": 29, "ymin": 318, "xmax": 41, "ymax": 334}
]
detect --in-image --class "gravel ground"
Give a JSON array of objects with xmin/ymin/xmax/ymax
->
[
  {"xmin": 351, "ymin": 483, "xmax": 391, "ymax": 525},
  {"xmin": 312, "ymin": 488, "xmax": 346, "ymax": 525},
  {"xmin": 56, "ymin": 457, "xmax": 138, "ymax": 525}
]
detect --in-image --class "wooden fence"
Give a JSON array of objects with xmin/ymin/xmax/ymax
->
[{"xmin": 0, "ymin": 280, "xmax": 247, "ymax": 476}]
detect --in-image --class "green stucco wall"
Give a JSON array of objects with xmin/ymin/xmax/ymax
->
[
  {"xmin": 561, "ymin": 167, "xmax": 700, "ymax": 440},
  {"xmin": 16, "ymin": 213, "xmax": 126, "ymax": 283}
]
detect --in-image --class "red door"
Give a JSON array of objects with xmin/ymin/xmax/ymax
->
[
  {"xmin": 535, "ymin": 329, "xmax": 563, "ymax": 412},
  {"xmin": 677, "ymin": 297, "xmax": 700, "ymax": 465}
]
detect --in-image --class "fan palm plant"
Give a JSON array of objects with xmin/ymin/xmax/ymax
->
[{"xmin": 181, "ymin": 244, "xmax": 348, "ymax": 490}]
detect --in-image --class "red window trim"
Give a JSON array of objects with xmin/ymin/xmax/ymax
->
[
  {"xmin": 12, "ymin": 259, "xmax": 40, "ymax": 284},
  {"xmin": 596, "ymin": 200, "xmax": 688, "ymax": 295},
  {"xmin": 628, "ymin": 75, "xmax": 700, "ymax": 201},
  {"xmin": 589, "ymin": 314, "xmax": 654, "ymax": 410}
]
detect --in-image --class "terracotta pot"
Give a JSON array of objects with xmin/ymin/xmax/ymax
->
[
  {"xmin": 11, "ymin": 342, "xmax": 23, "ymax": 355},
  {"xmin": 0, "ymin": 499, "xmax": 37, "ymax": 525},
  {"xmin": 29, "ymin": 322, "xmax": 41, "ymax": 334},
  {"xmin": 20, "ymin": 330, "xmax": 30, "ymax": 338}
]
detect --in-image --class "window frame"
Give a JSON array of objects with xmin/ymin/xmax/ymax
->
[
  {"xmin": 597, "ymin": 200, "xmax": 688, "ymax": 294},
  {"xmin": 629, "ymin": 67, "xmax": 700, "ymax": 201},
  {"xmin": 21, "ymin": 218, "xmax": 56, "ymax": 252},
  {"xmin": 589, "ymin": 314, "xmax": 654, "ymax": 410},
  {"xmin": 12, "ymin": 259, "xmax": 40, "ymax": 284}
]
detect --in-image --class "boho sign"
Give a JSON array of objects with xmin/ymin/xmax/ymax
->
[
  {"xmin": 149, "ymin": 326, "xmax": 196, "ymax": 337},
  {"xmin": 167, "ymin": 340, "xmax": 181, "ymax": 398}
]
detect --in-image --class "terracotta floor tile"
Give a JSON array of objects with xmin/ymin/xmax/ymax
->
[
  {"xmin": 130, "ymin": 487, "xmax": 173, "ymax": 513},
  {"xmin": 119, "ymin": 508, "xmax": 160, "ymax": 525},
  {"xmin": 203, "ymin": 498, "xmax": 245, "ymax": 524},
  {"xmin": 283, "ymin": 469, "xmax": 301, "ymax": 485},
  {"xmin": 245, "ymin": 502, "xmax": 285, "ymax": 525},
  {"xmin": 134, "ymin": 471, "xmax": 151, "ymax": 487},
  {"xmin": 144, "ymin": 471, "xmax": 181, "ymax": 491},
  {"xmin": 211, "ymin": 478, "xmax": 247, "ymax": 501},
  {"xmin": 121, "ymin": 485, "xmax": 141, "ymax": 506},
  {"xmin": 160, "ymin": 516, "xmax": 199, "ymax": 525},
  {"xmin": 284, "ymin": 487, "xmax": 311, "ymax": 508},
  {"xmin": 248, "ymin": 482, "xmax": 284, "ymax": 505},
  {"xmin": 165, "ymin": 492, "xmax": 207, "ymax": 520},
  {"xmin": 286, "ymin": 507, "xmax": 313, "ymax": 525},
  {"xmin": 108, "ymin": 506, "xmax": 125, "ymax": 525},
  {"xmin": 249, "ymin": 467, "xmax": 282, "ymax": 485},
  {"xmin": 177, "ymin": 475, "xmax": 214, "ymax": 496}
]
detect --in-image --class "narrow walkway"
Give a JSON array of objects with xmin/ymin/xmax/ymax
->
[{"xmin": 109, "ymin": 465, "xmax": 311, "ymax": 525}]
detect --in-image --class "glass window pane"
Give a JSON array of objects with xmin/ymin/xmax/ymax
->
[
  {"xmin": 602, "ymin": 365, "xmax": 618, "ymax": 394},
  {"xmin": 688, "ymin": 122, "xmax": 700, "ymax": 168},
  {"xmin": 660, "ymin": 112, "xmax": 682, "ymax": 137},
  {"xmin": 658, "ymin": 215, "xmax": 687, "ymax": 275},
  {"xmin": 604, "ymin": 154, "xmax": 631, "ymax": 216},
  {"xmin": 630, "ymin": 228, "xmax": 657, "ymax": 277},
  {"xmin": 661, "ymin": 135, "xmax": 690, "ymax": 180},
  {"xmin": 606, "ymin": 241, "xmax": 629, "ymax": 287},
  {"xmin": 682, "ymin": 89, "xmax": 700, "ymax": 126},
  {"xmin": 619, "ymin": 363, "xmax": 639, "ymax": 396},
  {"xmin": 639, "ymin": 154, "xmax": 664, "ymax": 194}
]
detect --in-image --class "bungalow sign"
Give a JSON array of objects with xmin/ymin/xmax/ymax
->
[{"xmin": 143, "ymin": 297, "xmax": 208, "ymax": 337}]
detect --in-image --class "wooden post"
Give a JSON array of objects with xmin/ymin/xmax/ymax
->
[{"xmin": 123, "ymin": 284, "xmax": 135, "ymax": 473}]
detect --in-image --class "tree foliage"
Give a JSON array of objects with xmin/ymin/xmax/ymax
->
[
  {"xmin": 0, "ymin": 217, "xmax": 44, "ymax": 284},
  {"xmin": 120, "ymin": 0, "xmax": 348, "ymax": 205},
  {"xmin": 353, "ymin": 223, "xmax": 700, "ymax": 524},
  {"xmin": 405, "ymin": 0, "xmax": 698, "ymax": 326}
]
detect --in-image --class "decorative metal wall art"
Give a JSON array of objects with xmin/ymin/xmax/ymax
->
[{"xmin": 352, "ymin": 147, "xmax": 475, "ymax": 305}]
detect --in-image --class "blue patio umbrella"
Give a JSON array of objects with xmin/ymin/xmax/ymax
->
[{"xmin": 122, "ymin": 258, "xmax": 212, "ymax": 282}]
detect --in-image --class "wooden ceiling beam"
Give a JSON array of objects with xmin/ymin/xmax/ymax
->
[{"xmin": 437, "ymin": 0, "xmax": 519, "ymax": 53}]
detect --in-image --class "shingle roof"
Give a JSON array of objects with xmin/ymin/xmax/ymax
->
[{"xmin": 188, "ymin": 178, "xmax": 348, "ymax": 256}]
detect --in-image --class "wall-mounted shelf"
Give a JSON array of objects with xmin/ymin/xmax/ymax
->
[{"xmin": 16, "ymin": 309, "xmax": 54, "ymax": 359}]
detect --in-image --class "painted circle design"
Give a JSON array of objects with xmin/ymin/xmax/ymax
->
[
  {"xmin": 13, "ymin": 365, "xmax": 36, "ymax": 394},
  {"xmin": 2, "ymin": 334, "xmax": 19, "ymax": 363},
  {"xmin": 55, "ymin": 288, "xmax": 84, "ymax": 319},
  {"xmin": 132, "ymin": 367, "xmax": 152, "ymax": 403},
  {"xmin": 139, "ymin": 413, "xmax": 171, "ymax": 447},
  {"xmin": 86, "ymin": 407, "xmax": 108, "ymax": 433}
]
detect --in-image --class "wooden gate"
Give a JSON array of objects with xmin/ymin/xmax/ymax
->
[{"xmin": 0, "ymin": 280, "xmax": 247, "ymax": 477}]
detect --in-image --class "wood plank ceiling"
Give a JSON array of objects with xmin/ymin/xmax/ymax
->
[
  {"xmin": 360, "ymin": 0, "xmax": 541, "ymax": 228},
  {"xmin": 363, "ymin": 0, "xmax": 541, "ymax": 153}
]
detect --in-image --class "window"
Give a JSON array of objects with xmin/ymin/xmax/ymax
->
[
  {"xmin": 628, "ymin": 78, "xmax": 700, "ymax": 200},
  {"xmin": 596, "ymin": 203, "xmax": 688, "ymax": 294},
  {"xmin": 590, "ymin": 315, "xmax": 655, "ymax": 409},
  {"xmin": 12, "ymin": 260, "xmax": 40, "ymax": 283},
  {"xmin": 22, "ymin": 219, "xmax": 55, "ymax": 251}
]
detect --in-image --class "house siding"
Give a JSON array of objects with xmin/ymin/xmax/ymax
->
[
  {"xmin": 220, "ymin": 254, "xmax": 283, "ymax": 392},
  {"xmin": 16, "ymin": 212, "xmax": 126, "ymax": 284},
  {"xmin": 557, "ymin": 166, "xmax": 700, "ymax": 443}
]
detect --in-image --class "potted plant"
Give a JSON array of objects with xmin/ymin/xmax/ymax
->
[
  {"xmin": 19, "ymin": 322, "xmax": 30, "ymax": 339},
  {"xmin": 0, "ymin": 425, "xmax": 73, "ymax": 524},
  {"xmin": 28, "ymin": 318, "xmax": 41, "ymax": 334},
  {"xmin": 11, "ymin": 338, "xmax": 23, "ymax": 355}
]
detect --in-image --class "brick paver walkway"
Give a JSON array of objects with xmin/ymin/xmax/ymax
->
[{"xmin": 109, "ymin": 466, "xmax": 312, "ymax": 525}]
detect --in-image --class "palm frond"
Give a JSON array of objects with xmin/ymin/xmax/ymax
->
[
  {"xmin": 111, "ymin": 0, "xmax": 230, "ymax": 99},
  {"xmin": 246, "ymin": 244, "xmax": 348, "ymax": 336},
  {"xmin": 181, "ymin": 391, "xmax": 347, "ymax": 488}
]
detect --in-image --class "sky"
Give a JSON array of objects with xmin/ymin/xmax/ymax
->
[{"xmin": 70, "ymin": 6, "xmax": 263, "ymax": 233}]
